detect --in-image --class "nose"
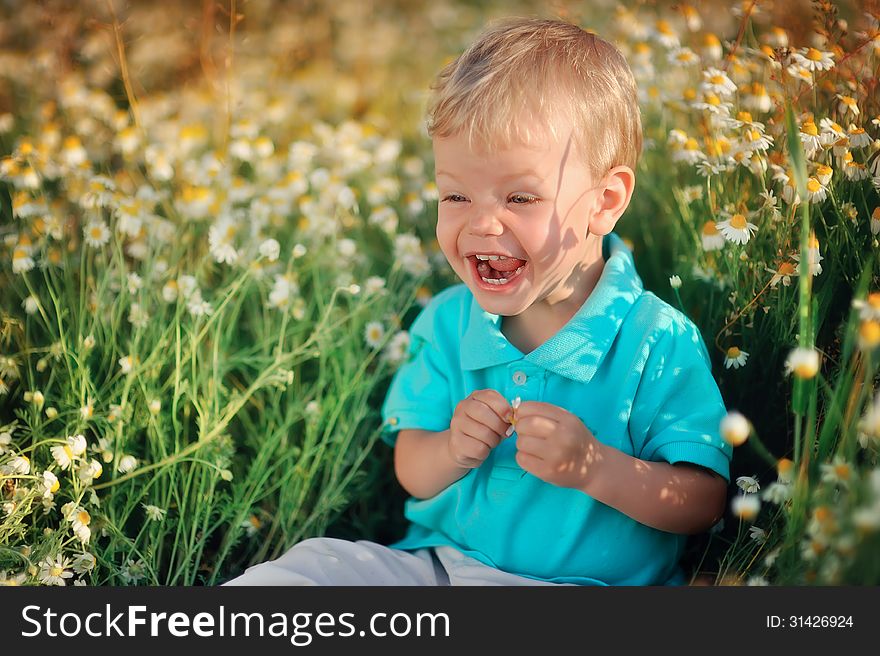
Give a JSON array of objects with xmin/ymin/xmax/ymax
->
[{"xmin": 467, "ymin": 205, "xmax": 505, "ymax": 237}]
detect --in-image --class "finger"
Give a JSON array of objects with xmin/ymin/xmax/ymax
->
[
  {"xmin": 456, "ymin": 415, "xmax": 503, "ymax": 449},
  {"xmin": 516, "ymin": 414, "xmax": 559, "ymax": 438},
  {"xmin": 463, "ymin": 399, "xmax": 511, "ymax": 439},
  {"xmin": 457, "ymin": 436, "xmax": 491, "ymax": 463},
  {"xmin": 515, "ymin": 401, "xmax": 567, "ymax": 420},
  {"xmin": 515, "ymin": 450, "xmax": 544, "ymax": 474},
  {"xmin": 515, "ymin": 435, "xmax": 548, "ymax": 457},
  {"xmin": 469, "ymin": 389, "xmax": 514, "ymax": 423}
]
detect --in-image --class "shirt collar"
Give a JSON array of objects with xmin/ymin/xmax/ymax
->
[{"xmin": 459, "ymin": 231, "xmax": 644, "ymax": 383}]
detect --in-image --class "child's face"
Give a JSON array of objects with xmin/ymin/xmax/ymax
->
[{"xmin": 433, "ymin": 126, "xmax": 606, "ymax": 317}]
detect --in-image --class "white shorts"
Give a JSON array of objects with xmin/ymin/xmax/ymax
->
[{"xmin": 222, "ymin": 537, "xmax": 574, "ymax": 586}]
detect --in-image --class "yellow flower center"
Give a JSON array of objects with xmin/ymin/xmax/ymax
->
[
  {"xmin": 50, "ymin": 566, "xmax": 64, "ymax": 577},
  {"xmin": 806, "ymin": 48, "xmax": 823, "ymax": 61},
  {"xmin": 656, "ymin": 19, "xmax": 673, "ymax": 35},
  {"xmin": 867, "ymin": 292, "xmax": 880, "ymax": 308},
  {"xmin": 683, "ymin": 88, "xmax": 696, "ymax": 101},
  {"xmin": 850, "ymin": 128, "xmax": 865, "ymax": 135},
  {"xmin": 77, "ymin": 510, "xmax": 91, "ymax": 525},
  {"xmin": 730, "ymin": 213, "xmax": 747, "ymax": 229},
  {"xmin": 834, "ymin": 463, "xmax": 850, "ymax": 479},
  {"xmin": 778, "ymin": 262, "xmax": 796, "ymax": 275},
  {"xmin": 801, "ymin": 122, "xmax": 818, "ymax": 136},
  {"xmin": 816, "ymin": 164, "xmax": 832, "ymax": 176},
  {"xmin": 807, "ymin": 178, "xmax": 822, "ymax": 193},
  {"xmin": 709, "ymin": 75, "xmax": 726, "ymax": 85},
  {"xmin": 703, "ymin": 33, "xmax": 720, "ymax": 46},
  {"xmin": 89, "ymin": 227, "xmax": 103, "ymax": 239},
  {"xmin": 726, "ymin": 347, "xmax": 741, "ymax": 358},
  {"xmin": 860, "ymin": 320, "xmax": 880, "ymax": 348},
  {"xmin": 705, "ymin": 93, "xmax": 721, "ymax": 106},
  {"xmin": 737, "ymin": 111, "xmax": 753, "ymax": 123},
  {"xmin": 63, "ymin": 445, "xmax": 73, "ymax": 459},
  {"xmin": 684, "ymin": 138, "xmax": 699, "ymax": 151},
  {"xmin": 702, "ymin": 221, "xmax": 719, "ymax": 236}
]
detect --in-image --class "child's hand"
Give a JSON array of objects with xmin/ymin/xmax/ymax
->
[
  {"xmin": 447, "ymin": 390, "xmax": 513, "ymax": 468},
  {"xmin": 513, "ymin": 401, "xmax": 604, "ymax": 490}
]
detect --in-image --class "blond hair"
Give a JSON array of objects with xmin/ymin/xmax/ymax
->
[{"xmin": 426, "ymin": 17, "xmax": 642, "ymax": 179}]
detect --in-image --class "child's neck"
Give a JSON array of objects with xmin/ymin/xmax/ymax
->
[{"xmin": 501, "ymin": 255, "xmax": 606, "ymax": 354}]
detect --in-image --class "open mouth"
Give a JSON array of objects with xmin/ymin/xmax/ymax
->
[{"xmin": 467, "ymin": 254, "xmax": 528, "ymax": 290}]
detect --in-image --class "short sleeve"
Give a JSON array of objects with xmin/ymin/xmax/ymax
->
[
  {"xmin": 379, "ymin": 304, "xmax": 454, "ymax": 447},
  {"xmin": 629, "ymin": 314, "xmax": 732, "ymax": 482}
]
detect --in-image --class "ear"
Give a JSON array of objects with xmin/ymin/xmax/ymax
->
[{"xmin": 588, "ymin": 165, "xmax": 635, "ymax": 236}]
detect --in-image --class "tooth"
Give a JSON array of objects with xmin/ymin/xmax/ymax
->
[
  {"xmin": 488, "ymin": 255, "xmax": 499, "ymax": 260},
  {"xmin": 514, "ymin": 266, "xmax": 522, "ymax": 275},
  {"xmin": 476, "ymin": 254, "xmax": 489, "ymax": 260},
  {"xmin": 498, "ymin": 255, "xmax": 508, "ymax": 260},
  {"xmin": 496, "ymin": 278, "xmax": 508, "ymax": 284}
]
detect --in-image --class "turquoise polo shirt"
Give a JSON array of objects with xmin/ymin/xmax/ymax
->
[{"xmin": 380, "ymin": 231, "xmax": 732, "ymax": 586}]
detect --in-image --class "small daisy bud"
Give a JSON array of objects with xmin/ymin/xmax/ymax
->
[
  {"xmin": 32, "ymin": 390, "xmax": 45, "ymax": 410},
  {"xmin": 720, "ymin": 411, "xmax": 750, "ymax": 446},
  {"xmin": 220, "ymin": 469, "xmax": 233, "ymax": 481},
  {"xmin": 45, "ymin": 407, "xmax": 58, "ymax": 419},
  {"xmin": 83, "ymin": 334, "xmax": 95, "ymax": 350},
  {"xmin": 669, "ymin": 275, "xmax": 682, "ymax": 289},
  {"xmin": 36, "ymin": 358, "xmax": 48, "ymax": 372},
  {"xmin": 291, "ymin": 243, "xmax": 307, "ymax": 259},
  {"xmin": 148, "ymin": 399, "xmax": 161, "ymax": 415}
]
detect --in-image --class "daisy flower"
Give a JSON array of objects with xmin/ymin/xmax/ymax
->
[
  {"xmin": 798, "ymin": 121, "xmax": 822, "ymax": 158},
  {"xmin": 364, "ymin": 321, "xmax": 386, "ymax": 349},
  {"xmin": 71, "ymin": 552, "xmax": 96, "ymax": 574},
  {"xmin": 748, "ymin": 526, "xmax": 768, "ymax": 543},
  {"xmin": 804, "ymin": 177, "xmax": 827, "ymax": 204},
  {"xmin": 743, "ymin": 82, "xmax": 772, "ymax": 113},
  {"xmin": 505, "ymin": 396, "xmax": 522, "ymax": 437},
  {"xmin": 42, "ymin": 470, "xmax": 59, "ymax": 496},
  {"xmin": 668, "ymin": 47, "xmax": 699, "ymax": 66},
  {"xmin": 858, "ymin": 320, "xmax": 880, "ymax": 351},
  {"xmin": 11, "ymin": 248, "xmax": 35, "ymax": 274},
  {"xmin": 720, "ymin": 411, "xmax": 750, "ymax": 446},
  {"xmin": 208, "ymin": 217, "xmax": 239, "ymax": 265},
  {"xmin": 847, "ymin": 126, "xmax": 870, "ymax": 149},
  {"xmin": 364, "ymin": 276, "xmax": 387, "ymax": 295},
  {"xmin": 844, "ymin": 161, "xmax": 869, "ymax": 181},
  {"xmin": 766, "ymin": 261, "xmax": 797, "ymax": 288},
  {"xmin": 852, "ymin": 292, "xmax": 880, "ymax": 322},
  {"xmin": 700, "ymin": 32, "xmax": 722, "ymax": 60},
  {"xmin": 783, "ymin": 347, "xmax": 820, "ymax": 378},
  {"xmin": 792, "ymin": 46, "xmax": 835, "ymax": 71},
  {"xmin": 143, "ymin": 504, "xmax": 167, "ymax": 521},
  {"xmin": 724, "ymin": 346, "xmax": 749, "ymax": 369},
  {"xmin": 698, "ymin": 221, "xmax": 723, "ymax": 253},
  {"xmin": 117, "ymin": 454, "xmax": 138, "ymax": 473},
  {"xmin": 700, "ymin": 67, "xmax": 737, "ymax": 97},
  {"xmin": 83, "ymin": 220, "xmax": 110, "ymax": 248},
  {"xmin": 39, "ymin": 555, "xmax": 73, "ymax": 586},
  {"xmin": 671, "ymin": 137, "xmax": 705, "ymax": 164},
  {"xmin": 258, "ymin": 238, "xmax": 280, "ymax": 262},
  {"xmin": 652, "ymin": 19, "xmax": 679, "ymax": 48},
  {"xmin": 716, "ymin": 212, "xmax": 758, "ymax": 245},
  {"xmin": 731, "ymin": 494, "xmax": 761, "ymax": 521},
  {"xmin": 669, "ymin": 275, "xmax": 682, "ymax": 289},
  {"xmin": 736, "ymin": 475, "xmax": 761, "ymax": 494},
  {"xmin": 792, "ymin": 233, "xmax": 823, "ymax": 276},
  {"xmin": 382, "ymin": 330, "xmax": 411, "ymax": 366},
  {"xmin": 814, "ymin": 164, "xmax": 833, "ymax": 186},
  {"xmin": 819, "ymin": 456, "xmax": 851, "ymax": 487}
]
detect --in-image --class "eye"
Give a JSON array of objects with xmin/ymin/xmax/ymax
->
[
  {"xmin": 440, "ymin": 193, "xmax": 468, "ymax": 203},
  {"xmin": 508, "ymin": 193, "xmax": 539, "ymax": 205}
]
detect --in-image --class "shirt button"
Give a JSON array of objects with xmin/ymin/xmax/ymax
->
[{"xmin": 512, "ymin": 371, "xmax": 527, "ymax": 385}]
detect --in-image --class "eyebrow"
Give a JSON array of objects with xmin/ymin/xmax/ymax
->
[{"xmin": 435, "ymin": 169, "xmax": 544, "ymax": 183}]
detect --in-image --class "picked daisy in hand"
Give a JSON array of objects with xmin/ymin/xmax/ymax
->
[{"xmin": 505, "ymin": 396, "xmax": 521, "ymax": 437}]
